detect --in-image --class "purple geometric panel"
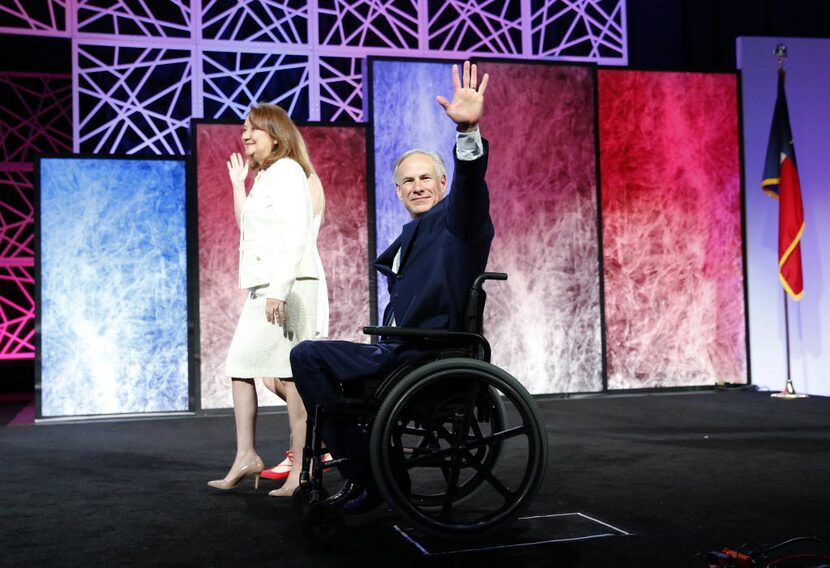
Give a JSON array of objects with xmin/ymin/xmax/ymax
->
[
  {"xmin": 0, "ymin": 73, "xmax": 72, "ymax": 163},
  {"xmin": 0, "ymin": 168, "xmax": 35, "ymax": 359},
  {"xmin": 77, "ymin": 44, "xmax": 192, "ymax": 155},
  {"xmin": 318, "ymin": 0, "xmax": 419, "ymax": 49},
  {"xmin": 428, "ymin": 0, "xmax": 522, "ymax": 55},
  {"xmin": 76, "ymin": 0, "xmax": 192, "ymax": 38},
  {"xmin": 201, "ymin": 51, "xmax": 310, "ymax": 121},
  {"xmin": 531, "ymin": 0, "xmax": 626, "ymax": 60},
  {"xmin": 0, "ymin": 0, "xmax": 67, "ymax": 35},
  {"xmin": 202, "ymin": 0, "xmax": 308, "ymax": 43},
  {"xmin": 319, "ymin": 56, "xmax": 363, "ymax": 122}
]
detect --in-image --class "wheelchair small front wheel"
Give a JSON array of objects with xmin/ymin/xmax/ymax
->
[
  {"xmin": 300, "ymin": 502, "xmax": 345, "ymax": 544},
  {"xmin": 291, "ymin": 486, "xmax": 311, "ymax": 517},
  {"xmin": 291, "ymin": 484, "xmax": 330, "ymax": 517}
]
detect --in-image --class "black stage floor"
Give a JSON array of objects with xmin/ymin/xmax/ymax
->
[{"xmin": 2, "ymin": 390, "xmax": 829, "ymax": 567}]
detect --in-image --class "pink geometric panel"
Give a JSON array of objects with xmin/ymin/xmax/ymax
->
[
  {"xmin": 481, "ymin": 61, "xmax": 602, "ymax": 394},
  {"xmin": 0, "ymin": 168, "xmax": 35, "ymax": 359},
  {"xmin": 195, "ymin": 123, "xmax": 369, "ymax": 409},
  {"xmin": 0, "ymin": 73, "xmax": 72, "ymax": 162},
  {"xmin": 598, "ymin": 70, "xmax": 746, "ymax": 389}
]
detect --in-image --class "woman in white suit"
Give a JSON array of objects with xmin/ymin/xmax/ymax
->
[{"xmin": 208, "ymin": 103, "xmax": 327, "ymax": 497}]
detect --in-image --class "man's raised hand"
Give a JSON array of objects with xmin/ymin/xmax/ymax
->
[{"xmin": 436, "ymin": 60, "xmax": 489, "ymax": 133}]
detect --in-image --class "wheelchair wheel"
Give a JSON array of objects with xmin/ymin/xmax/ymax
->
[
  {"xmin": 388, "ymin": 385, "xmax": 506, "ymax": 510},
  {"xmin": 370, "ymin": 358, "xmax": 548, "ymax": 539}
]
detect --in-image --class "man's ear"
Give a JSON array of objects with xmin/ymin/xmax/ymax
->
[
  {"xmin": 439, "ymin": 174, "xmax": 448, "ymax": 195},
  {"xmin": 395, "ymin": 184, "xmax": 404, "ymax": 200}
]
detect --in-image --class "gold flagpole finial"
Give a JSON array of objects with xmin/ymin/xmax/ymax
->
[{"xmin": 774, "ymin": 43, "xmax": 788, "ymax": 72}]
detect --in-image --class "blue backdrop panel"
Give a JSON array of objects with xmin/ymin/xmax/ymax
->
[
  {"xmin": 38, "ymin": 158, "xmax": 188, "ymax": 418},
  {"xmin": 371, "ymin": 59, "xmax": 457, "ymax": 320}
]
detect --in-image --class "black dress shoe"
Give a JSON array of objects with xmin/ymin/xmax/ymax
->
[
  {"xmin": 326, "ymin": 479, "xmax": 358, "ymax": 506},
  {"xmin": 342, "ymin": 479, "xmax": 382, "ymax": 514}
]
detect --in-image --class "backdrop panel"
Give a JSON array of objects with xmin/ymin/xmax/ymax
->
[
  {"xmin": 196, "ymin": 123, "xmax": 369, "ymax": 410},
  {"xmin": 598, "ymin": 70, "xmax": 746, "ymax": 389},
  {"xmin": 371, "ymin": 59, "xmax": 603, "ymax": 394},
  {"xmin": 738, "ymin": 37, "xmax": 830, "ymax": 397},
  {"xmin": 38, "ymin": 158, "xmax": 188, "ymax": 418}
]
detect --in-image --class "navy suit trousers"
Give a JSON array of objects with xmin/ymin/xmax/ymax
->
[{"xmin": 290, "ymin": 339, "xmax": 425, "ymax": 480}]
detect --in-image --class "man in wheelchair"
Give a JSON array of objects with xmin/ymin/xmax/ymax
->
[{"xmin": 291, "ymin": 60, "xmax": 494, "ymax": 512}]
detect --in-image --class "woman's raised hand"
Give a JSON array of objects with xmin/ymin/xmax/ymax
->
[{"xmin": 227, "ymin": 152, "xmax": 249, "ymax": 187}]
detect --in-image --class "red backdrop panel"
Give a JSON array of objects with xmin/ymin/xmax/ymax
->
[
  {"xmin": 196, "ymin": 123, "xmax": 369, "ymax": 409},
  {"xmin": 598, "ymin": 70, "xmax": 746, "ymax": 388},
  {"xmin": 483, "ymin": 62, "xmax": 603, "ymax": 394}
]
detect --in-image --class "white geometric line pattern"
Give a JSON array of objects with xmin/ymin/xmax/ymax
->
[
  {"xmin": 3, "ymin": 1, "xmax": 626, "ymax": 153},
  {"xmin": 202, "ymin": 50, "xmax": 310, "ymax": 120},
  {"xmin": 0, "ymin": 0, "xmax": 67, "ymax": 35},
  {"xmin": 0, "ymin": 73, "xmax": 72, "ymax": 162},
  {"xmin": 428, "ymin": 0, "xmax": 522, "ymax": 54},
  {"xmin": 76, "ymin": 0, "xmax": 192, "ymax": 38},
  {"xmin": 319, "ymin": 56, "xmax": 363, "ymax": 122},
  {"xmin": 531, "ymin": 0, "xmax": 625, "ymax": 60},
  {"xmin": 202, "ymin": 0, "xmax": 307, "ymax": 43},
  {"xmin": 0, "ymin": 168, "xmax": 35, "ymax": 358},
  {"xmin": 77, "ymin": 44, "xmax": 192, "ymax": 155},
  {"xmin": 318, "ymin": 0, "xmax": 419, "ymax": 49}
]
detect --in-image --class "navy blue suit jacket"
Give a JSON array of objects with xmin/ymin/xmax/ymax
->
[{"xmin": 374, "ymin": 140, "xmax": 494, "ymax": 331}]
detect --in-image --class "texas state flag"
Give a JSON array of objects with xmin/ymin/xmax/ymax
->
[{"xmin": 761, "ymin": 71, "xmax": 804, "ymax": 300}]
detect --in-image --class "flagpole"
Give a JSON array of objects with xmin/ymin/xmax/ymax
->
[
  {"xmin": 772, "ymin": 290, "xmax": 805, "ymax": 398},
  {"xmin": 769, "ymin": 43, "xmax": 806, "ymax": 400}
]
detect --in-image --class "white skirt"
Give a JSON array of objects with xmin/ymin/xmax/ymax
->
[{"xmin": 224, "ymin": 279, "xmax": 318, "ymax": 379}]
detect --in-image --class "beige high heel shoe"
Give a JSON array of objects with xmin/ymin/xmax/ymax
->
[{"xmin": 207, "ymin": 456, "xmax": 265, "ymax": 491}]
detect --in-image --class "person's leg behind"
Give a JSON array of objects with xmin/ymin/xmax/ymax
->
[{"xmin": 267, "ymin": 379, "xmax": 307, "ymax": 496}]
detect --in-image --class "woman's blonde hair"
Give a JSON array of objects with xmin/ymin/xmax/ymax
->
[{"xmin": 246, "ymin": 103, "xmax": 312, "ymax": 176}]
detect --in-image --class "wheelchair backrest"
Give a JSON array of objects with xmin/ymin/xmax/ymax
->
[{"xmin": 463, "ymin": 272, "xmax": 507, "ymax": 335}]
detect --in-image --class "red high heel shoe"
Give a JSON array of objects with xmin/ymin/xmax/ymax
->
[
  {"xmin": 261, "ymin": 451, "xmax": 293, "ymax": 480},
  {"xmin": 261, "ymin": 450, "xmax": 334, "ymax": 480}
]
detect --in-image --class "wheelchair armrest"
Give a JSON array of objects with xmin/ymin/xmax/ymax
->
[
  {"xmin": 362, "ymin": 326, "xmax": 449, "ymax": 339},
  {"xmin": 362, "ymin": 327, "xmax": 492, "ymax": 362}
]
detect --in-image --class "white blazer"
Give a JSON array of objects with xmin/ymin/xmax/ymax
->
[{"xmin": 237, "ymin": 158, "xmax": 319, "ymax": 301}]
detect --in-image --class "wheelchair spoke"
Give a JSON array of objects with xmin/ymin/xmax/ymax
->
[
  {"xmin": 460, "ymin": 449, "xmax": 513, "ymax": 500},
  {"xmin": 437, "ymin": 382, "xmax": 481, "ymax": 519},
  {"xmin": 439, "ymin": 450, "xmax": 465, "ymax": 520},
  {"xmin": 451, "ymin": 423, "xmax": 530, "ymax": 452},
  {"xmin": 401, "ymin": 422, "xmax": 526, "ymax": 469}
]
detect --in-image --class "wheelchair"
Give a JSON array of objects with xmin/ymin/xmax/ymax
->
[{"xmin": 292, "ymin": 273, "xmax": 549, "ymax": 543}]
